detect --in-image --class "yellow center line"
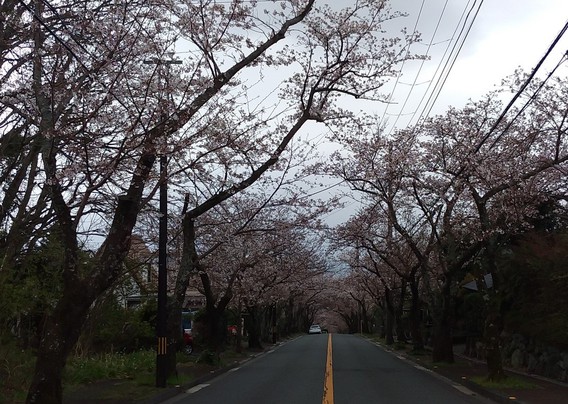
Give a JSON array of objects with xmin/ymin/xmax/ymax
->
[{"xmin": 322, "ymin": 333, "xmax": 334, "ymax": 404}]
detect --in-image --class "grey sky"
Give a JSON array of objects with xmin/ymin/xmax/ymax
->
[{"xmin": 380, "ymin": 0, "xmax": 568, "ymax": 133}]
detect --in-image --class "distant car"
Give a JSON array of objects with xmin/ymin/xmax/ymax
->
[
  {"xmin": 308, "ymin": 324, "xmax": 322, "ymax": 334},
  {"xmin": 183, "ymin": 328, "xmax": 193, "ymax": 354}
]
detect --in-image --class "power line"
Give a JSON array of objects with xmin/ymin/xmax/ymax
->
[
  {"xmin": 386, "ymin": 0, "xmax": 451, "ymax": 136},
  {"xmin": 381, "ymin": 0, "xmax": 483, "ymax": 137},
  {"xmin": 379, "ymin": 0, "xmax": 426, "ymax": 131},
  {"xmin": 412, "ymin": 0, "xmax": 484, "ymax": 129},
  {"xmin": 488, "ymin": 52, "xmax": 568, "ymax": 152},
  {"xmin": 481, "ymin": 18, "xmax": 568, "ymax": 152}
]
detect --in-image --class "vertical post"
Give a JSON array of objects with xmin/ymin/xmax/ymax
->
[
  {"xmin": 359, "ymin": 301, "xmax": 363, "ymax": 334},
  {"xmin": 156, "ymin": 153, "xmax": 168, "ymax": 387},
  {"xmin": 143, "ymin": 56, "xmax": 181, "ymax": 388}
]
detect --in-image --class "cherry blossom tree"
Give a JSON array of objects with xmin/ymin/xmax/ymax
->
[
  {"xmin": 1, "ymin": 2, "xmax": 186, "ymax": 401},
  {"xmin": 165, "ymin": 0, "xmax": 423, "ymax": 375},
  {"xmin": 233, "ymin": 225, "xmax": 328, "ymax": 348},
  {"xmin": 178, "ymin": 187, "xmax": 330, "ymax": 355},
  {"xmin": 412, "ymin": 73, "xmax": 568, "ymax": 370},
  {"xmin": 1, "ymin": 0, "xmax": 424, "ymax": 401},
  {"xmin": 330, "ymin": 129, "xmax": 434, "ymax": 350},
  {"xmin": 329, "ymin": 68, "xmax": 568, "ymax": 371}
]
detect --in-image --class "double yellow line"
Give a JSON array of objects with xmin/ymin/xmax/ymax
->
[{"xmin": 322, "ymin": 333, "xmax": 334, "ymax": 404}]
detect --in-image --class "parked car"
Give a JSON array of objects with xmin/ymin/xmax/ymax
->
[
  {"xmin": 183, "ymin": 328, "xmax": 193, "ymax": 354},
  {"xmin": 308, "ymin": 324, "xmax": 322, "ymax": 334}
]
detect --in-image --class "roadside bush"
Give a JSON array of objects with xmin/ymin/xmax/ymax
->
[
  {"xmin": 0, "ymin": 338, "xmax": 36, "ymax": 403},
  {"xmin": 64, "ymin": 350, "xmax": 155, "ymax": 385},
  {"xmin": 79, "ymin": 297, "xmax": 155, "ymax": 354}
]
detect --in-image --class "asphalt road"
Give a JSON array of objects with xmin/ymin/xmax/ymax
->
[{"xmin": 162, "ymin": 334, "xmax": 494, "ymax": 404}]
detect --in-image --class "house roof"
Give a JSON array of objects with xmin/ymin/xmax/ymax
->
[{"xmin": 462, "ymin": 273, "xmax": 494, "ymax": 291}]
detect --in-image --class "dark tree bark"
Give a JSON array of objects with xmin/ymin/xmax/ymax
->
[
  {"xmin": 484, "ymin": 310, "xmax": 505, "ymax": 381},
  {"xmin": 27, "ymin": 193, "xmax": 148, "ymax": 403},
  {"xmin": 384, "ymin": 289, "xmax": 395, "ymax": 345},
  {"xmin": 409, "ymin": 279, "xmax": 425, "ymax": 352},
  {"xmin": 395, "ymin": 280, "xmax": 407, "ymax": 343},
  {"xmin": 245, "ymin": 305, "xmax": 263, "ymax": 350},
  {"xmin": 431, "ymin": 277, "xmax": 454, "ymax": 363}
]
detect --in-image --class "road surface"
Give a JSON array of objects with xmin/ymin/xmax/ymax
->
[{"xmin": 162, "ymin": 334, "xmax": 493, "ymax": 404}]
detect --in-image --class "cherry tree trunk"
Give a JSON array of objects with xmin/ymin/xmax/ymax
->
[
  {"xmin": 361, "ymin": 304, "xmax": 370, "ymax": 334},
  {"xmin": 395, "ymin": 281, "xmax": 407, "ymax": 343},
  {"xmin": 384, "ymin": 310, "xmax": 395, "ymax": 345},
  {"xmin": 482, "ymin": 242, "xmax": 506, "ymax": 381},
  {"xmin": 199, "ymin": 306, "xmax": 226, "ymax": 357},
  {"xmin": 431, "ymin": 278, "xmax": 454, "ymax": 363},
  {"xmin": 245, "ymin": 306, "xmax": 263, "ymax": 350},
  {"xmin": 165, "ymin": 219, "xmax": 198, "ymax": 379},
  {"xmin": 235, "ymin": 304, "xmax": 243, "ymax": 353},
  {"xmin": 26, "ymin": 290, "xmax": 91, "ymax": 403},
  {"xmin": 384, "ymin": 290, "xmax": 395, "ymax": 345},
  {"xmin": 409, "ymin": 281, "xmax": 425, "ymax": 352},
  {"xmin": 484, "ymin": 310, "xmax": 505, "ymax": 381}
]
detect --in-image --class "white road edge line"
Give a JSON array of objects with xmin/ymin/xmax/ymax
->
[
  {"xmin": 229, "ymin": 367, "xmax": 240, "ymax": 372},
  {"xmin": 414, "ymin": 364, "xmax": 432, "ymax": 372},
  {"xmin": 186, "ymin": 384, "xmax": 210, "ymax": 394},
  {"xmin": 452, "ymin": 384, "xmax": 476, "ymax": 396}
]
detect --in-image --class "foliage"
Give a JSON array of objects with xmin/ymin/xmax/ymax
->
[
  {"xmin": 458, "ymin": 292, "xmax": 487, "ymax": 337},
  {"xmin": 329, "ymin": 69, "xmax": 568, "ymax": 363},
  {"xmin": 0, "ymin": 235, "xmax": 66, "ymax": 349},
  {"xmin": 79, "ymin": 298, "xmax": 155, "ymax": 354},
  {"xmin": 0, "ymin": 338, "xmax": 36, "ymax": 404},
  {"xmin": 0, "ymin": 344, "xmax": 195, "ymax": 402},
  {"xmin": 470, "ymin": 375, "xmax": 538, "ymax": 390},
  {"xmin": 499, "ymin": 232, "xmax": 568, "ymax": 348},
  {"xmin": 1, "ymin": 0, "xmax": 567, "ymax": 398},
  {"xmin": 196, "ymin": 350, "xmax": 222, "ymax": 367},
  {"xmin": 64, "ymin": 350, "xmax": 155, "ymax": 385}
]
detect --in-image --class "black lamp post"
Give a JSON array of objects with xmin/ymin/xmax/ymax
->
[{"xmin": 143, "ymin": 57, "xmax": 181, "ymax": 388}]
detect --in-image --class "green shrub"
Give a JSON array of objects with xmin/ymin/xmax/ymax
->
[
  {"xmin": 80, "ymin": 298, "xmax": 155, "ymax": 354},
  {"xmin": 65, "ymin": 350, "xmax": 155, "ymax": 385},
  {"xmin": 0, "ymin": 339, "xmax": 36, "ymax": 403}
]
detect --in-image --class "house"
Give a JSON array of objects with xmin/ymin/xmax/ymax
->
[{"xmin": 117, "ymin": 235, "xmax": 205, "ymax": 310}]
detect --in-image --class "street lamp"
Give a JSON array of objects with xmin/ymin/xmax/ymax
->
[{"xmin": 143, "ymin": 57, "xmax": 182, "ymax": 388}]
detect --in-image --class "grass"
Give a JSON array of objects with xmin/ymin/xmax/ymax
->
[
  {"xmin": 0, "ymin": 346, "xmax": 202, "ymax": 403},
  {"xmin": 64, "ymin": 349, "xmax": 155, "ymax": 385},
  {"xmin": 471, "ymin": 375, "xmax": 539, "ymax": 390},
  {"xmin": 0, "ymin": 341, "xmax": 36, "ymax": 403},
  {"xmin": 1, "ymin": 340, "xmax": 259, "ymax": 404}
]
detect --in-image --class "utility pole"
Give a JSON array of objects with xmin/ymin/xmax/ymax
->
[{"xmin": 143, "ymin": 57, "xmax": 182, "ymax": 388}]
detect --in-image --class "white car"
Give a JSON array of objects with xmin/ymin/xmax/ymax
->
[{"xmin": 308, "ymin": 324, "xmax": 322, "ymax": 334}]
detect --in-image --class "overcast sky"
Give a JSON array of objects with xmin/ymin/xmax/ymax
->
[
  {"xmin": 319, "ymin": 0, "xmax": 568, "ymax": 225},
  {"xmin": 377, "ymin": 0, "xmax": 568, "ymax": 133}
]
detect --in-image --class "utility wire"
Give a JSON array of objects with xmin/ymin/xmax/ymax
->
[
  {"xmin": 379, "ymin": 0, "xmax": 426, "ymax": 131},
  {"xmin": 413, "ymin": 0, "xmax": 484, "ymax": 129},
  {"xmin": 480, "ymin": 18, "xmax": 568, "ymax": 152},
  {"xmin": 385, "ymin": 0, "xmax": 450, "ymax": 137},
  {"xmin": 489, "ymin": 51, "xmax": 568, "ymax": 151},
  {"xmin": 403, "ymin": 3, "xmax": 471, "ymax": 132},
  {"xmin": 440, "ymin": 18, "xmax": 568, "ymax": 182}
]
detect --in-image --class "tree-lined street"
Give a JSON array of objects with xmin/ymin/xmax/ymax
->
[
  {"xmin": 164, "ymin": 334, "xmax": 492, "ymax": 404},
  {"xmin": 2, "ymin": 1, "xmax": 567, "ymax": 402}
]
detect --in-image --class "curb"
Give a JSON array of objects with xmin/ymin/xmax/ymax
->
[
  {"xmin": 138, "ymin": 361, "xmax": 242, "ymax": 404},
  {"xmin": 138, "ymin": 343, "xmax": 284, "ymax": 404},
  {"xmin": 364, "ymin": 337, "xmax": 523, "ymax": 404}
]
